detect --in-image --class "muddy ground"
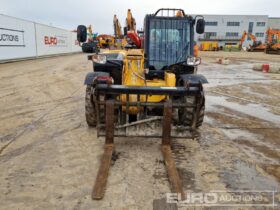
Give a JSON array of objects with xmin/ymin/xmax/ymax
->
[{"xmin": 0, "ymin": 51, "xmax": 279, "ymax": 210}]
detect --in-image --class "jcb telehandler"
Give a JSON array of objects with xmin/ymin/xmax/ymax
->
[{"xmin": 77, "ymin": 8, "xmax": 207, "ymax": 200}]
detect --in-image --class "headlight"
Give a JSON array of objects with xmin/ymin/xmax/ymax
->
[
  {"xmin": 187, "ymin": 56, "xmax": 201, "ymax": 66},
  {"xmin": 92, "ymin": 54, "xmax": 107, "ymax": 64}
]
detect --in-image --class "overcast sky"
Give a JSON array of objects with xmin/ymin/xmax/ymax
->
[{"xmin": 1, "ymin": 0, "xmax": 279, "ymax": 34}]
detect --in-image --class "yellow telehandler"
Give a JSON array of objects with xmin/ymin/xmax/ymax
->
[{"xmin": 77, "ymin": 8, "xmax": 206, "ymax": 200}]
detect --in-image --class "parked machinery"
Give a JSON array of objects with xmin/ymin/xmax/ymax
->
[
  {"xmin": 200, "ymin": 41, "xmax": 219, "ymax": 51},
  {"xmin": 77, "ymin": 25, "xmax": 100, "ymax": 53},
  {"xmin": 247, "ymin": 33, "xmax": 266, "ymax": 52},
  {"xmin": 126, "ymin": 9, "xmax": 136, "ymax": 31},
  {"xmin": 77, "ymin": 8, "xmax": 206, "ymax": 200},
  {"xmin": 125, "ymin": 9, "xmax": 143, "ymax": 48},
  {"xmin": 224, "ymin": 43, "xmax": 240, "ymax": 52},
  {"xmin": 113, "ymin": 15, "xmax": 127, "ymax": 48},
  {"xmin": 239, "ymin": 31, "xmax": 247, "ymax": 50},
  {"xmin": 265, "ymin": 28, "xmax": 280, "ymax": 54},
  {"xmin": 113, "ymin": 14, "xmax": 122, "ymax": 38},
  {"xmin": 97, "ymin": 34, "xmax": 115, "ymax": 49}
]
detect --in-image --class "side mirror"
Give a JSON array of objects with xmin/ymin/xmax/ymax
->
[
  {"xmin": 196, "ymin": 19, "xmax": 205, "ymax": 34},
  {"xmin": 77, "ymin": 25, "xmax": 87, "ymax": 42}
]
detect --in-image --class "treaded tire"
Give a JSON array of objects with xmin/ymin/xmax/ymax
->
[
  {"xmin": 178, "ymin": 93, "xmax": 205, "ymax": 129},
  {"xmin": 82, "ymin": 43, "xmax": 92, "ymax": 53},
  {"xmin": 82, "ymin": 43, "xmax": 99, "ymax": 53},
  {"xmin": 85, "ymin": 85, "xmax": 97, "ymax": 126}
]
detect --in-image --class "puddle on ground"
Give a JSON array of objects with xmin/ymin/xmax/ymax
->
[
  {"xmin": 221, "ymin": 128, "xmax": 260, "ymax": 140},
  {"xmin": 207, "ymin": 95, "xmax": 280, "ymax": 125},
  {"xmin": 221, "ymin": 160, "xmax": 279, "ymax": 191},
  {"xmin": 208, "ymin": 82, "xmax": 280, "ymax": 109}
]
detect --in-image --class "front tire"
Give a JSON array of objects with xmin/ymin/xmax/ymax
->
[
  {"xmin": 85, "ymin": 85, "xmax": 97, "ymax": 126},
  {"xmin": 178, "ymin": 93, "xmax": 205, "ymax": 129}
]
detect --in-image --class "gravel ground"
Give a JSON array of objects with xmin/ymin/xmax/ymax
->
[{"xmin": 0, "ymin": 51, "xmax": 279, "ymax": 210}]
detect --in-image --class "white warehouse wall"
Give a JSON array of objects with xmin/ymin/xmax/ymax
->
[
  {"xmin": 71, "ymin": 32, "xmax": 81, "ymax": 52},
  {"xmin": 0, "ymin": 14, "xmax": 81, "ymax": 62},
  {"xmin": 268, "ymin": 18, "xmax": 280, "ymax": 30},
  {"xmin": 35, "ymin": 23, "xmax": 72, "ymax": 56},
  {"xmin": 194, "ymin": 15, "xmax": 269, "ymax": 48},
  {"xmin": 0, "ymin": 14, "xmax": 37, "ymax": 60}
]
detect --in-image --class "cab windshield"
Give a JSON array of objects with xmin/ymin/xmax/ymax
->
[{"xmin": 148, "ymin": 19, "xmax": 191, "ymax": 69}]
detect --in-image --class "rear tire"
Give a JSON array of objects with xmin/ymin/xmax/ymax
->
[
  {"xmin": 85, "ymin": 85, "xmax": 97, "ymax": 126},
  {"xmin": 82, "ymin": 43, "xmax": 91, "ymax": 53},
  {"xmin": 82, "ymin": 43, "xmax": 98, "ymax": 53},
  {"xmin": 178, "ymin": 93, "xmax": 205, "ymax": 129}
]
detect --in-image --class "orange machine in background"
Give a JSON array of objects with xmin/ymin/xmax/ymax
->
[
  {"xmin": 265, "ymin": 28, "xmax": 280, "ymax": 54},
  {"xmin": 239, "ymin": 31, "xmax": 247, "ymax": 49},
  {"xmin": 247, "ymin": 33, "xmax": 266, "ymax": 52}
]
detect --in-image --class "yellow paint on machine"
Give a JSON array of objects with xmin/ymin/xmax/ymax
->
[{"xmin": 116, "ymin": 49, "xmax": 176, "ymax": 114}]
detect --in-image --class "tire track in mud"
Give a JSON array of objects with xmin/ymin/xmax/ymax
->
[
  {"xmin": 0, "ymin": 88, "xmax": 82, "ymax": 155},
  {"xmin": 169, "ymin": 126, "xmax": 245, "ymax": 196},
  {"xmin": 0, "ymin": 97, "xmax": 87, "ymax": 209},
  {"xmin": 35, "ymin": 95, "xmax": 102, "ymax": 209},
  {"xmin": 0, "ymin": 123, "xmax": 83, "ymax": 163},
  {"xmin": 55, "ymin": 128, "xmax": 93, "ymax": 209},
  {"xmin": 171, "ymin": 139, "xmax": 197, "ymax": 191}
]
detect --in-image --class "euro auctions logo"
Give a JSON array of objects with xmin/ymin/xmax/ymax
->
[
  {"xmin": 166, "ymin": 191, "xmax": 278, "ymax": 207},
  {"xmin": 0, "ymin": 28, "xmax": 25, "ymax": 47},
  {"xmin": 44, "ymin": 35, "xmax": 67, "ymax": 47},
  {"xmin": 44, "ymin": 36, "xmax": 57, "ymax": 45}
]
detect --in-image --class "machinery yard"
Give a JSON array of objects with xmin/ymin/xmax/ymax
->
[
  {"xmin": 0, "ymin": 51, "xmax": 279, "ymax": 209},
  {"xmin": 1, "ymin": 1, "xmax": 280, "ymax": 209}
]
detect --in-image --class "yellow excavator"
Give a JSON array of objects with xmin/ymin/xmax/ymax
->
[
  {"xmin": 126, "ymin": 9, "xmax": 136, "ymax": 32},
  {"xmin": 124, "ymin": 9, "xmax": 143, "ymax": 48},
  {"xmin": 113, "ymin": 15, "xmax": 127, "ymax": 48},
  {"xmin": 77, "ymin": 8, "xmax": 206, "ymax": 200}
]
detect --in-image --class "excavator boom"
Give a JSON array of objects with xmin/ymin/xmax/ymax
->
[
  {"xmin": 240, "ymin": 31, "xmax": 247, "ymax": 46},
  {"xmin": 113, "ymin": 15, "xmax": 122, "ymax": 38},
  {"xmin": 126, "ymin": 9, "xmax": 136, "ymax": 31},
  {"xmin": 248, "ymin": 33, "xmax": 256, "ymax": 42}
]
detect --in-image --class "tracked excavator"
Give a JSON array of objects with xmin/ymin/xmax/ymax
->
[
  {"xmin": 239, "ymin": 31, "xmax": 247, "ymax": 50},
  {"xmin": 124, "ymin": 9, "xmax": 143, "ymax": 48},
  {"xmin": 265, "ymin": 28, "xmax": 280, "ymax": 54},
  {"xmin": 113, "ymin": 15, "xmax": 127, "ymax": 48},
  {"xmin": 247, "ymin": 33, "xmax": 266, "ymax": 52},
  {"xmin": 77, "ymin": 8, "xmax": 206, "ymax": 200}
]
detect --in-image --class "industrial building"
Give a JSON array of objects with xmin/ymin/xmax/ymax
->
[
  {"xmin": 194, "ymin": 15, "xmax": 279, "ymax": 48},
  {"xmin": 268, "ymin": 17, "xmax": 280, "ymax": 30}
]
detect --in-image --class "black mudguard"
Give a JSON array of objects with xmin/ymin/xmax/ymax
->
[
  {"xmin": 84, "ymin": 72, "xmax": 110, "ymax": 85},
  {"xmin": 178, "ymin": 74, "xmax": 208, "ymax": 86}
]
